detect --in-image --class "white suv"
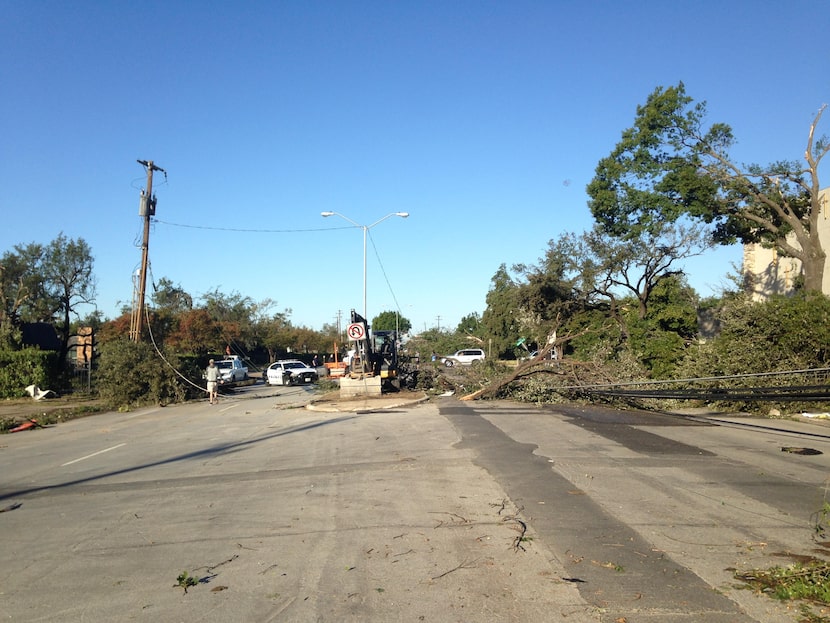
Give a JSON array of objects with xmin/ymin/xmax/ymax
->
[
  {"xmin": 215, "ymin": 356, "xmax": 248, "ymax": 382},
  {"xmin": 441, "ymin": 349, "xmax": 486, "ymax": 367}
]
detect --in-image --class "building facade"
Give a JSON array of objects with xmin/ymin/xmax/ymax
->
[{"xmin": 743, "ymin": 187, "xmax": 830, "ymax": 301}]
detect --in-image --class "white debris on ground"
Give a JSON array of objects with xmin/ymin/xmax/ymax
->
[{"xmin": 25, "ymin": 385, "xmax": 56, "ymax": 400}]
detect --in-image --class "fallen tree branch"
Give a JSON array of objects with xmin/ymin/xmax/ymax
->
[{"xmin": 460, "ymin": 328, "xmax": 596, "ymax": 401}]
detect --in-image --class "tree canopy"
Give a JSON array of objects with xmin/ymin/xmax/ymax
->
[
  {"xmin": 371, "ymin": 310, "xmax": 412, "ymax": 333},
  {"xmin": 0, "ymin": 233, "xmax": 95, "ymax": 356},
  {"xmin": 588, "ymin": 83, "xmax": 830, "ymax": 292}
]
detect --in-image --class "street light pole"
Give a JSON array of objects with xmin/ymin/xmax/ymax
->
[
  {"xmin": 361, "ymin": 223, "xmax": 368, "ymax": 321},
  {"xmin": 321, "ymin": 211, "xmax": 409, "ymax": 320}
]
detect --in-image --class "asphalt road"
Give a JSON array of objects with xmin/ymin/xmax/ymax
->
[{"xmin": 1, "ymin": 386, "xmax": 829, "ymax": 622}]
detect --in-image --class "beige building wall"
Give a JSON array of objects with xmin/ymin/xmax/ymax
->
[
  {"xmin": 743, "ymin": 187, "xmax": 830, "ymax": 301},
  {"xmin": 820, "ymin": 188, "xmax": 830, "ymax": 295}
]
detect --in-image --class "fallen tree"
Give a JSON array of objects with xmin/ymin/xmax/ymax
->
[{"xmin": 459, "ymin": 327, "xmax": 608, "ymax": 401}]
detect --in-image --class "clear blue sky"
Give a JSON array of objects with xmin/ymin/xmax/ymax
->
[{"xmin": 2, "ymin": 1, "xmax": 827, "ymax": 334}]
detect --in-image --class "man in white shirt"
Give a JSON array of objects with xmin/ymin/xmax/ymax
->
[{"xmin": 205, "ymin": 359, "xmax": 222, "ymax": 405}]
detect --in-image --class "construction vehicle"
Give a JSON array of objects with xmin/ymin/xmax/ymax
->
[
  {"xmin": 346, "ymin": 309, "xmax": 401, "ymax": 391},
  {"xmin": 370, "ymin": 329, "xmax": 399, "ymax": 382}
]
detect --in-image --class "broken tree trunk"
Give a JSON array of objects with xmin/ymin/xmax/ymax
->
[{"xmin": 460, "ymin": 343, "xmax": 559, "ymax": 401}]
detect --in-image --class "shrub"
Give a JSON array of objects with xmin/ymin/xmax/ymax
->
[
  {"xmin": 96, "ymin": 338, "xmax": 201, "ymax": 409},
  {"xmin": 681, "ymin": 292, "xmax": 830, "ymax": 377},
  {"xmin": 0, "ymin": 348, "xmax": 60, "ymax": 398},
  {"xmin": 677, "ymin": 292, "xmax": 830, "ymax": 413}
]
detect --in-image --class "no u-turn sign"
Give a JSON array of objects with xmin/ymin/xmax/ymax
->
[{"xmin": 347, "ymin": 323, "xmax": 366, "ymax": 340}]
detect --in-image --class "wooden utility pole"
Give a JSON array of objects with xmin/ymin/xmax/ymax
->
[{"xmin": 130, "ymin": 160, "xmax": 165, "ymax": 342}]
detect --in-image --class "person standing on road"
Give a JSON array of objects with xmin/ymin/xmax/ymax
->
[{"xmin": 205, "ymin": 359, "xmax": 222, "ymax": 405}]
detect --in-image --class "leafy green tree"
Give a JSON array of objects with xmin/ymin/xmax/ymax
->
[
  {"xmin": 165, "ymin": 309, "xmax": 223, "ymax": 354},
  {"xmin": 528, "ymin": 233, "xmax": 700, "ymax": 376},
  {"xmin": 141, "ymin": 279, "xmax": 191, "ymax": 351},
  {"xmin": 511, "ymin": 244, "xmax": 579, "ymax": 354},
  {"xmin": 622, "ymin": 315, "xmax": 683, "ymax": 379},
  {"xmin": 246, "ymin": 299, "xmax": 291, "ymax": 362},
  {"xmin": 530, "ymin": 223, "xmax": 703, "ymax": 362},
  {"xmin": 316, "ymin": 321, "xmax": 343, "ymax": 356},
  {"xmin": 0, "ymin": 234, "xmax": 97, "ymax": 359},
  {"xmin": 407, "ymin": 328, "xmax": 471, "ymax": 362},
  {"xmin": 76, "ymin": 309, "xmax": 105, "ymax": 332},
  {"xmin": 259, "ymin": 313, "xmax": 294, "ymax": 362},
  {"xmin": 371, "ymin": 310, "xmax": 412, "ymax": 333},
  {"xmin": 0, "ymin": 242, "xmax": 47, "ymax": 347},
  {"xmin": 480, "ymin": 264, "xmax": 522, "ymax": 358},
  {"xmin": 151, "ymin": 278, "xmax": 193, "ymax": 313},
  {"xmin": 283, "ymin": 326, "xmax": 324, "ymax": 356},
  {"xmin": 576, "ymin": 222, "xmax": 710, "ymax": 320},
  {"xmin": 41, "ymin": 234, "xmax": 96, "ymax": 360},
  {"xmin": 200, "ymin": 289, "xmax": 254, "ymax": 353},
  {"xmin": 456, "ymin": 312, "xmax": 484, "ymax": 339},
  {"xmin": 623, "ymin": 276, "xmax": 698, "ymax": 380},
  {"xmin": 97, "ymin": 312, "xmax": 131, "ymax": 346},
  {"xmin": 199, "ymin": 289, "xmax": 290, "ymax": 358},
  {"xmin": 588, "ymin": 83, "xmax": 829, "ymax": 292},
  {"xmin": 560, "ymin": 306, "xmax": 618, "ymax": 361},
  {"xmin": 646, "ymin": 274, "xmax": 699, "ymax": 338}
]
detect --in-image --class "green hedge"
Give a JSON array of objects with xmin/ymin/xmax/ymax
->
[
  {"xmin": 96, "ymin": 338, "xmax": 203, "ymax": 409},
  {"xmin": 0, "ymin": 348, "xmax": 60, "ymax": 398}
]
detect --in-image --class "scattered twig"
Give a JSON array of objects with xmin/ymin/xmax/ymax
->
[
  {"xmin": 490, "ymin": 499, "xmax": 507, "ymax": 515},
  {"xmin": 258, "ymin": 564, "xmax": 279, "ymax": 575},
  {"xmin": 236, "ymin": 542, "xmax": 258, "ymax": 551},
  {"xmin": 430, "ymin": 511, "xmax": 470, "ymax": 528},
  {"xmin": 393, "ymin": 549, "xmax": 415, "ymax": 557},
  {"xmin": 194, "ymin": 554, "xmax": 239, "ymax": 575},
  {"xmin": 431, "ymin": 558, "xmax": 480, "ymax": 580},
  {"xmin": 503, "ymin": 516, "xmax": 528, "ymax": 551}
]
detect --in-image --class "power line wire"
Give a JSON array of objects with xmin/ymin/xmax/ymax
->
[
  {"xmin": 153, "ymin": 218, "xmax": 352, "ymax": 234},
  {"xmin": 367, "ymin": 229, "xmax": 404, "ymax": 318}
]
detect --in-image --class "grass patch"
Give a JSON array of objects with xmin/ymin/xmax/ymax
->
[
  {"xmin": 0, "ymin": 402, "xmax": 106, "ymax": 433},
  {"xmin": 735, "ymin": 560, "xmax": 830, "ymax": 607}
]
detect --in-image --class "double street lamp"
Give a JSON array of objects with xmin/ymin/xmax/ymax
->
[{"xmin": 321, "ymin": 211, "xmax": 409, "ymax": 321}]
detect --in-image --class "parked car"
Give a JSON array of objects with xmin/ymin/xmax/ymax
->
[
  {"xmin": 441, "ymin": 348, "xmax": 486, "ymax": 367},
  {"xmin": 215, "ymin": 356, "xmax": 248, "ymax": 382},
  {"xmin": 266, "ymin": 360, "xmax": 319, "ymax": 386}
]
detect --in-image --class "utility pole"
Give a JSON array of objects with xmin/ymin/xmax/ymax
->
[{"xmin": 130, "ymin": 160, "xmax": 166, "ymax": 342}]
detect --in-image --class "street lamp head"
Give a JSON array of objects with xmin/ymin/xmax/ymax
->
[
  {"xmin": 321, "ymin": 211, "xmax": 334, "ymax": 217},
  {"xmin": 395, "ymin": 212, "xmax": 409, "ymax": 218}
]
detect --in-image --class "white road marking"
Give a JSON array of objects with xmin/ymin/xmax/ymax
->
[{"xmin": 62, "ymin": 443, "xmax": 126, "ymax": 466}]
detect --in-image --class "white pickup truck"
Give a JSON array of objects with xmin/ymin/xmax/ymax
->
[{"xmin": 215, "ymin": 356, "xmax": 248, "ymax": 382}]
